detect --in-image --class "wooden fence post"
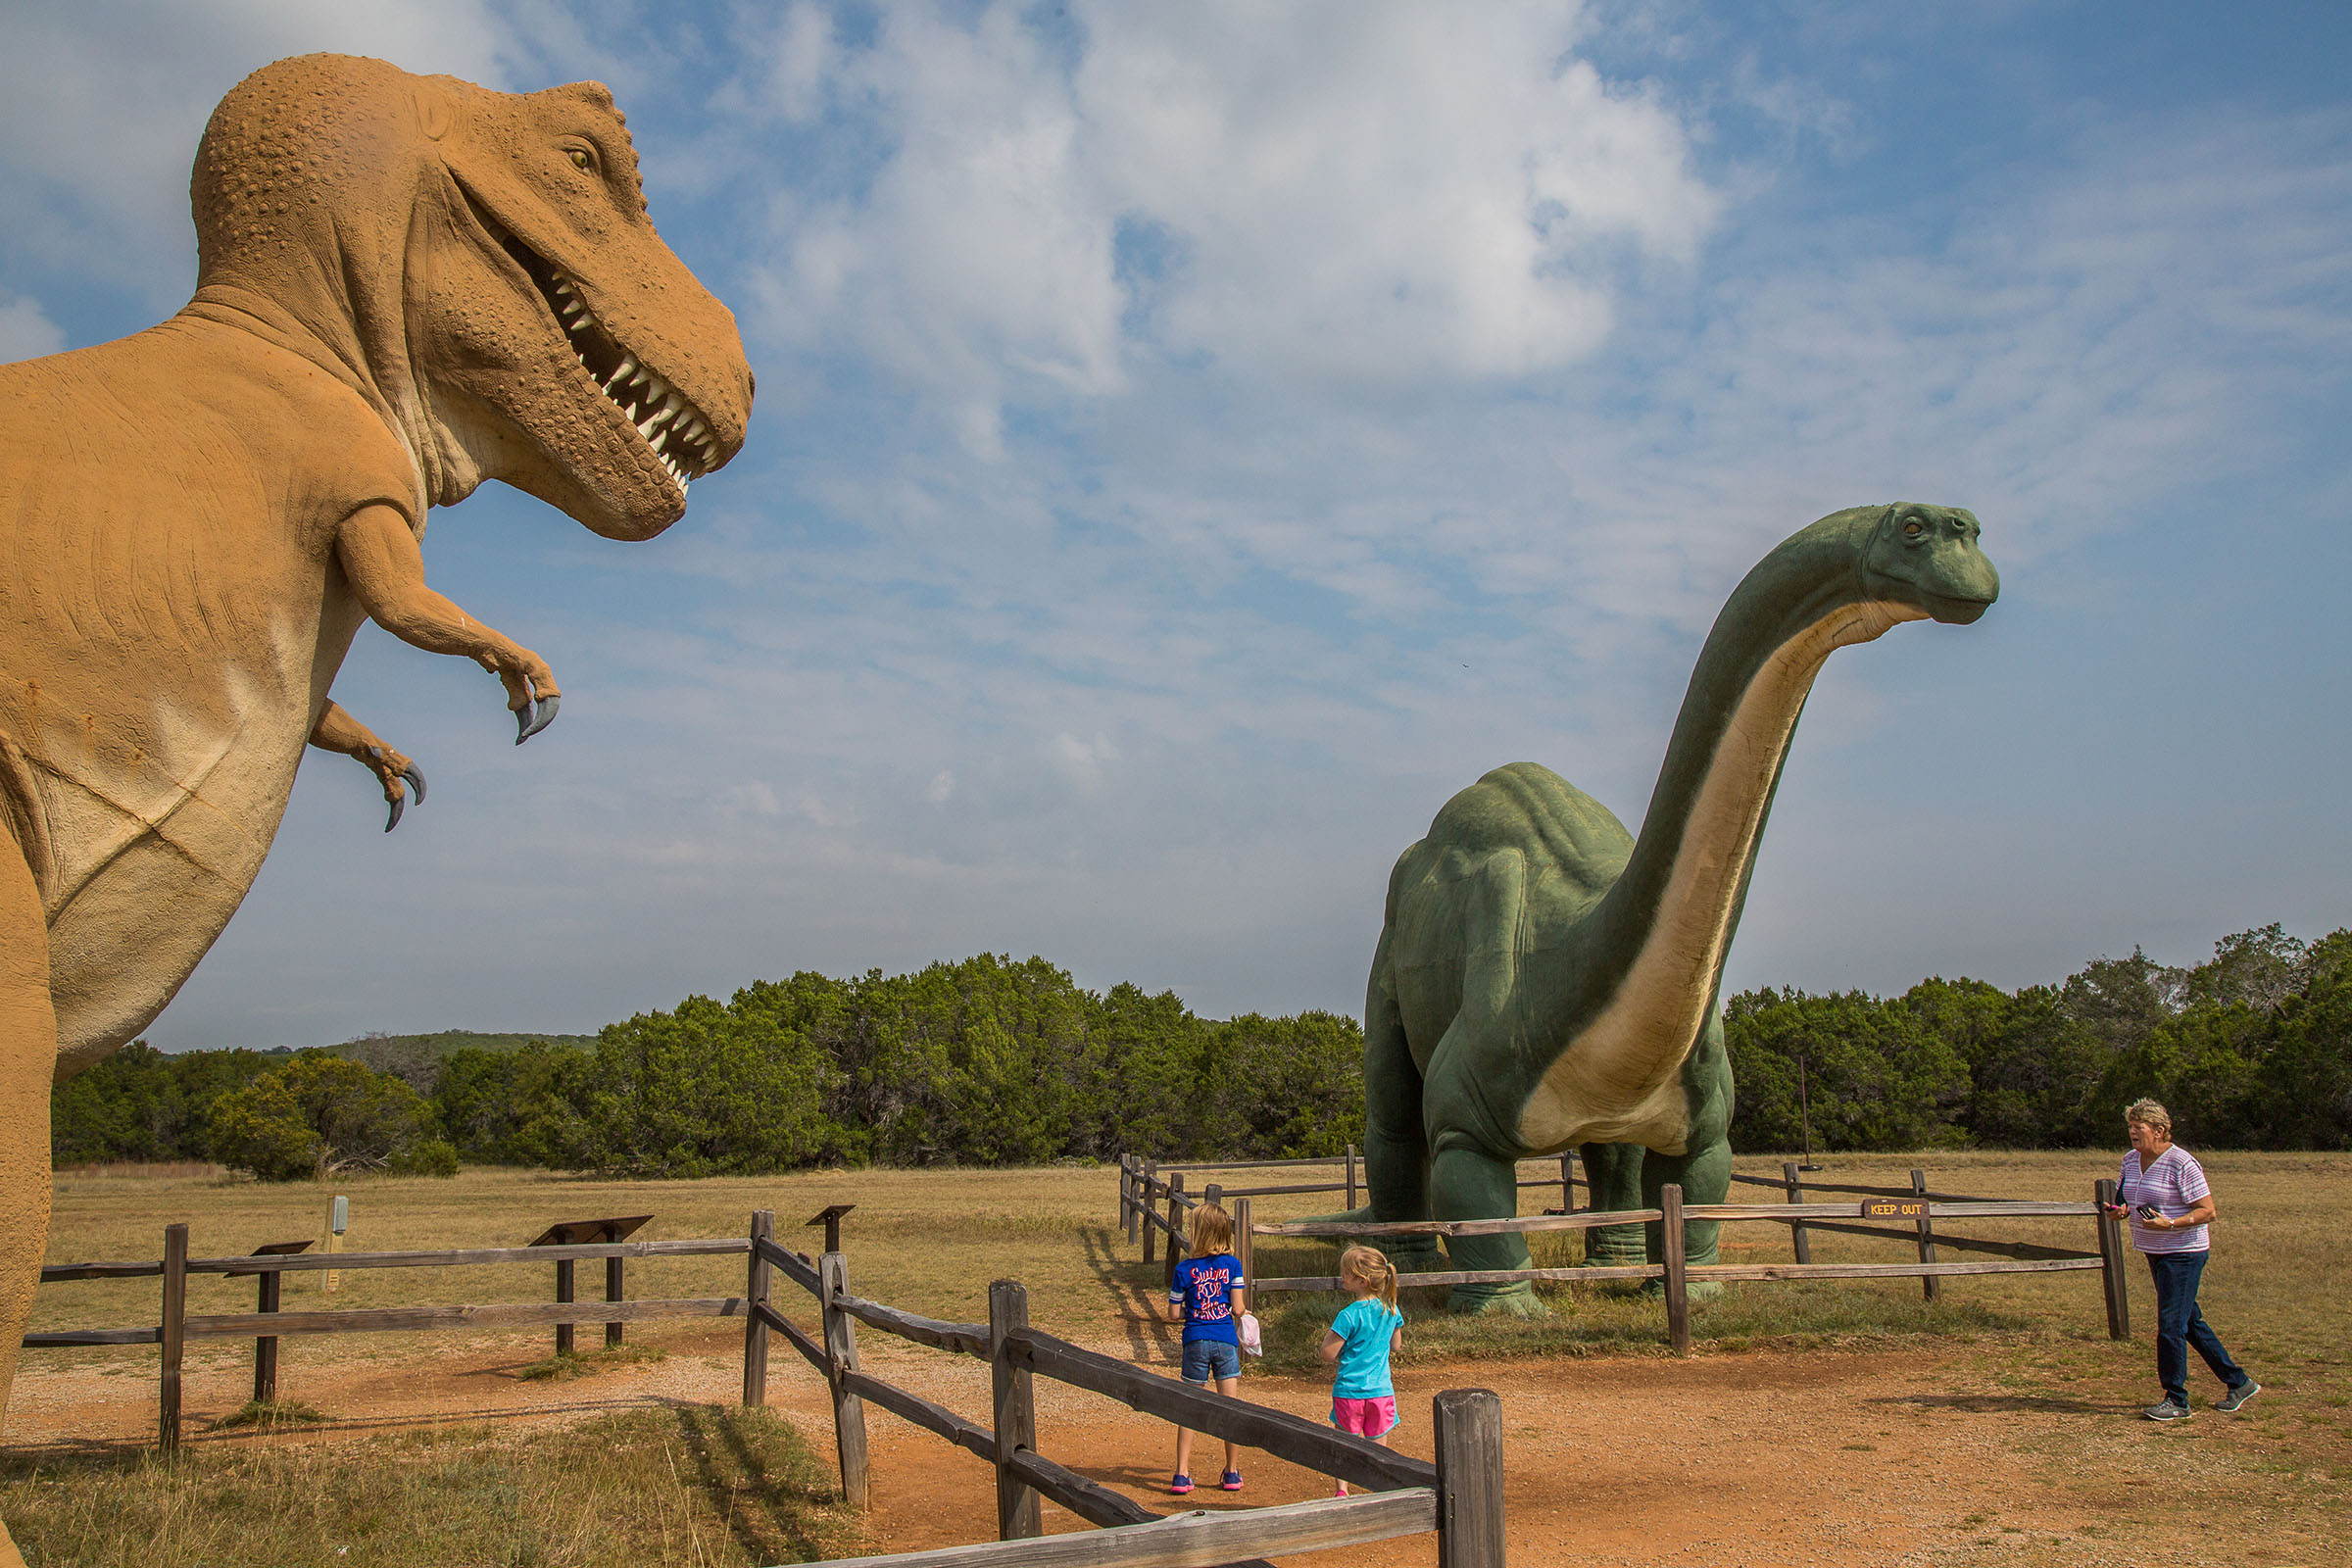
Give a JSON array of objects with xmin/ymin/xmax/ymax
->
[
  {"xmin": 2094, "ymin": 1178, "xmax": 2131, "ymax": 1340},
  {"xmin": 159, "ymin": 1222, "xmax": 187, "ymax": 1453},
  {"xmin": 1346, "ymin": 1144, "xmax": 1358, "ymax": 1211},
  {"xmin": 1660, "ymin": 1184, "xmax": 1690, "ymax": 1356},
  {"xmin": 1164, "ymin": 1172, "xmax": 1187, "ymax": 1289},
  {"xmin": 605, "ymin": 1219, "xmax": 626, "ymax": 1348},
  {"xmin": 1234, "ymin": 1198, "xmax": 1254, "ymax": 1303},
  {"xmin": 1783, "ymin": 1160, "xmax": 1812, "ymax": 1264},
  {"xmin": 990, "ymin": 1279, "xmax": 1042, "ymax": 1542},
  {"xmin": 1433, "ymin": 1388, "xmax": 1505, "ymax": 1568},
  {"xmin": 1117, "ymin": 1155, "xmax": 1133, "ymax": 1237},
  {"xmin": 253, "ymin": 1267, "xmax": 280, "ymax": 1403},
  {"xmin": 819, "ymin": 1250, "xmax": 870, "ymax": 1507},
  {"xmin": 1140, "ymin": 1160, "xmax": 1158, "ymax": 1262},
  {"xmin": 1560, "ymin": 1152, "xmax": 1575, "ymax": 1213},
  {"xmin": 1911, "ymin": 1168, "xmax": 1939, "ymax": 1302},
  {"xmin": 743, "ymin": 1210, "xmax": 772, "ymax": 1407},
  {"xmin": 554, "ymin": 1251, "xmax": 576, "ymax": 1356}
]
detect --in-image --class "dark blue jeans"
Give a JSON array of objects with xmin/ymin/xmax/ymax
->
[{"xmin": 2146, "ymin": 1250, "xmax": 2246, "ymax": 1405}]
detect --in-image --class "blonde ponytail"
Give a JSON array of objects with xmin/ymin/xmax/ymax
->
[{"xmin": 1340, "ymin": 1245, "xmax": 1399, "ymax": 1312}]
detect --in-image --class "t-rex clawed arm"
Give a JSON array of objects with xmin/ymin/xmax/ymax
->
[
  {"xmin": 306, "ymin": 701, "xmax": 428, "ymax": 833},
  {"xmin": 335, "ymin": 503, "xmax": 563, "ymax": 746}
]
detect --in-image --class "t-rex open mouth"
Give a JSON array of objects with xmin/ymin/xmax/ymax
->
[{"xmin": 497, "ymin": 229, "xmax": 722, "ymax": 493}]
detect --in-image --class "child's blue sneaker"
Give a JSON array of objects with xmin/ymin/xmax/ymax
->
[
  {"xmin": 1168, "ymin": 1474, "xmax": 1193, "ymax": 1495},
  {"xmin": 1220, "ymin": 1470, "xmax": 1244, "ymax": 1492}
]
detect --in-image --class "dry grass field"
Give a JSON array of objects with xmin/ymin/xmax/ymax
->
[{"xmin": 7, "ymin": 1152, "xmax": 2346, "ymax": 1566}]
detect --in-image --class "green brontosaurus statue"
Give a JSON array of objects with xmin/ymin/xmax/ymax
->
[{"xmin": 1362, "ymin": 504, "xmax": 1998, "ymax": 1313}]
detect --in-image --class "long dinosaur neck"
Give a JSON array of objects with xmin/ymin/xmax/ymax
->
[{"xmin": 1521, "ymin": 515, "xmax": 1924, "ymax": 1144}]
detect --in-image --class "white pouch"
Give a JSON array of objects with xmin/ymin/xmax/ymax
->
[{"xmin": 1239, "ymin": 1312, "xmax": 1262, "ymax": 1356}]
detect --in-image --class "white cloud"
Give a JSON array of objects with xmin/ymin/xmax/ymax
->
[
  {"xmin": 0, "ymin": 1, "xmax": 514, "ymax": 306},
  {"xmin": 746, "ymin": 0, "xmax": 1721, "ymax": 419},
  {"xmin": 0, "ymin": 293, "xmax": 67, "ymax": 364}
]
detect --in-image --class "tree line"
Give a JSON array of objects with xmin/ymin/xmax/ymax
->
[
  {"xmin": 52, "ymin": 955, "xmax": 1366, "ymax": 1177},
  {"xmin": 51, "ymin": 926, "xmax": 2349, "ymax": 1180}
]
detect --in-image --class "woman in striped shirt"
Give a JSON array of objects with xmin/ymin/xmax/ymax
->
[{"xmin": 2106, "ymin": 1099, "xmax": 2258, "ymax": 1421}]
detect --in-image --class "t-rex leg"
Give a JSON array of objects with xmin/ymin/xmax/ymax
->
[
  {"xmin": 335, "ymin": 503, "xmax": 563, "ymax": 742},
  {"xmin": 1639, "ymin": 1015, "xmax": 1735, "ymax": 1284},
  {"xmin": 0, "ymin": 834, "xmax": 56, "ymax": 1568},
  {"xmin": 1361, "ymin": 937, "xmax": 1443, "ymax": 1271},
  {"xmin": 1578, "ymin": 1141, "xmax": 1649, "ymax": 1266},
  {"xmin": 309, "ymin": 700, "xmax": 429, "ymax": 831}
]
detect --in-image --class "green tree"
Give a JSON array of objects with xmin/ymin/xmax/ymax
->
[
  {"xmin": 209, "ymin": 1054, "xmax": 448, "ymax": 1181},
  {"xmin": 1726, "ymin": 988, "xmax": 1970, "ymax": 1152}
]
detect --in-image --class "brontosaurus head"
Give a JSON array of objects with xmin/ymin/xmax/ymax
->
[
  {"xmin": 1859, "ymin": 503, "xmax": 2000, "ymax": 624},
  {"xmin": 191, "ymin": 54, "xmax": 751, "ymax": 539}
]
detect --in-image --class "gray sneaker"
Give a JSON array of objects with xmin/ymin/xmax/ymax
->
[
  {"xmin": 2216, "ymin": 1381, "xmax": 2261, "ymax": 1412},
  {"xmin": 2143, "ymin": 1399, "xmax": 2191, "ymax": 1422}
]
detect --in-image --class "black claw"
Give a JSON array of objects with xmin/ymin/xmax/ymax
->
[
  {"xmin": 402, "ymin": 763, "xmax": 427, "ymax": 805},
  {"xmin": 516, "ymin": 693, "xmax": 560, "ymax": 743},
  {"xmin": 384, "ymin": 792, "xmax": 405, "ymax": 833},
  {"xmin": 514, "ymin": 703, "xmax": 532, "ymax": 744}
]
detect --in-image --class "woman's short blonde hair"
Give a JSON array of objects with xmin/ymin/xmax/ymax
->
[{"xmin": 2125, "ymin": 1099, "xmax": 2173, "ymax": 1135}]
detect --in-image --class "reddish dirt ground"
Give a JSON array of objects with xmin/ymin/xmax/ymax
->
[{"xmin": 6, "ymin": 1323, "xmax": 2198, "ymax": 1567}]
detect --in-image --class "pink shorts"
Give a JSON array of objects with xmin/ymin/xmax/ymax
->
[{"xmin": 1330, "ymin": 1396, "xmax": 1397, "ymax": 1438}]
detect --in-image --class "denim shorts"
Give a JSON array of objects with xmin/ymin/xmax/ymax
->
[{"xmin": 1181, "ymin": 1339, "xmax": 1242, "ymax": 1383}]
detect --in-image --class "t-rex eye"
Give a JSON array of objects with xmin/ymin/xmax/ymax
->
[{"xmin": 567, "ymin": 148, "xmax": 595, "ymax": 172}]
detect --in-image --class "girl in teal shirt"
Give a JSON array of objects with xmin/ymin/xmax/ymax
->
[{"xmin": 1319, "ymin": 1245, "xmax": 1403, "ymax": 1495}]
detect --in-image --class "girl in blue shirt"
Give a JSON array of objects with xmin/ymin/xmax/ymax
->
[
  {"xmin": 1319, "ymin": 1245, "xmax": 1403, "ymax": 1496},
  {"xmin": 1166, "ymin": 1201, "xmax": 1248, "ymax": 1494}
]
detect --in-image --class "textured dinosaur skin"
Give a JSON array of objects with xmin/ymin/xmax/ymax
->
[
  {"xmin": 1362, "ymin": 505, "xmax": 1998, "ymax": 1313},
  {"xmin": 0, "ymin": 58, "xmax": 749, "ymax": 1545}
]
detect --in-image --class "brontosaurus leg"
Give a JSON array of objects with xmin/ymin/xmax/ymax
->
[
  {"xmin": 1639, "ymin": 1016, "xmax": 1735, "ymax": 1279},
  {"xmin": 1578, "ymin": 1142, "xmax": 1648, "ymax": 1266},
  {"xmin": 1361, "ymin": 936, "xmax": 1443, "ymax": 1270},
  {"xmin": 0, "ymin": 836, "xmax": 56, "ymax": 1568},
  {"xmin": 1430, "ymin": 1132, "xmax": 1544, "ymax": 1316}
]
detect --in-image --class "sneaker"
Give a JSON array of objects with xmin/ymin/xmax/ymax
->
[
  {"xmin": 1168, "ymin": 1474, "xmax": 1193, "ymax": 1495},
  {"xmin": 1220, "ymin": 1470, "xmax": 1244, "ymax": 1492},
  {"xmin": 2143, "ymin": 1399, "xmax": 2191, "ymax": 1422},
  {"xmin": 2217, "ymin": 1381, "xmax": 2261, "ymax": 1412}
]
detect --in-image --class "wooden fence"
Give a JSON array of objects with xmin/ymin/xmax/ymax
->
[
  {"xmin": 1119, "ymin": 1153, "xmax": 2134, "ymax": 1356},
  {"xmin": 26, "ymin": 1213, "xmax": 754, "ymax": 1451},
  {"xmin": 27, "ymin": 1206, "xmax": 1508, "ymax": 1568},
  {"xmin": 741, "ymin": 1209, "xmax": 1504, "ymax": 1567}
]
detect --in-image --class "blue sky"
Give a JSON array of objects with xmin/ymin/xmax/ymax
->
[{"xmin": 4, "ymin": 1, "xmax": 2347, "ymax": 1049}]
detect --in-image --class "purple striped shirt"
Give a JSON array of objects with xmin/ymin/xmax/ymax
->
[{"xmin": 2120, "ymin": 1147, "xmax": 2211, "ymax": 1254}]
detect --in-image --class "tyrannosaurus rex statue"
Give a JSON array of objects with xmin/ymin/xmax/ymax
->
[
  {"xmin": 0, "ymin": 54, "xmax": 750, "ymax": 1533},
  {"xmin": 1363, "ymin": 505, "xmax": 1998, "ymax": 1313}
]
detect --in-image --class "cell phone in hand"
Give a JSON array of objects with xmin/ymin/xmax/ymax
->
[{"xmin": 2136, "ymin": 1203, "xmax": 2164, "ymax": 1221}]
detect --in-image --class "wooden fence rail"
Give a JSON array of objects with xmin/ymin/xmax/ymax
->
[{"xmin": 1227, "ymin": 1177, "xmax": 2131, "ymax": 1354}]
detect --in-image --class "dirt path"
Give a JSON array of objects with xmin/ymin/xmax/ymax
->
[{"xmin": 7, "ymin": 1325, "xmax": 2174, "ymax": 1567}]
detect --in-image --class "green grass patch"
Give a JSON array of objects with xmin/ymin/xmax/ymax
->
[
  {"xmin": 513, "ymin": 1343, "xmax": 669, "ymax": 1382},
  {"xmin": 204, "ymin": 1398, "xmax": 331, "ymax": 1432},
  {"xmin": 0, "ymin": 1406, "xmax": 858, "ymax": 1568}
]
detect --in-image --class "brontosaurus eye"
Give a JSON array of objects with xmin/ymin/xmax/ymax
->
[
  {"xmin": 567, "ymin": 148, "xmax": 595, "ymax": 172},
  {"xmin": 1902, "ymin": 518, "xmax": 1925, "ymax": 540}
]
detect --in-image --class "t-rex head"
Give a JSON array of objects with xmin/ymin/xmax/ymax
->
[{"xmin": 190, "ymin": 54, "xmax": 750, "ymax": 539}]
